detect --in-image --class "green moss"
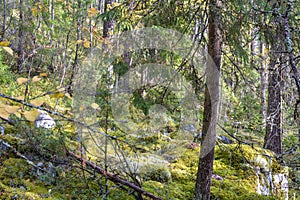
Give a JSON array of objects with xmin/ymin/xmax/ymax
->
[
  {"xmin": 0, "ymin": 134, "xmax": 25, "ymax": 146},
  {"xmin": 2, "ymin": 158, "xmax": 31, "ymax": 180},
  {"xmin": 211, "ymin": 179, "xmax": 277, "ymax": 200},
  {"xmin": 141, "ymin": 165, "xmax": 171, "ymax": 182},
  {"xmin": 0, "ymin": 123, "xmax": 290, "ymax": 200},
  {"xmin": 143, "ymin": 180, "xmax": 194, "ymax": 199}
]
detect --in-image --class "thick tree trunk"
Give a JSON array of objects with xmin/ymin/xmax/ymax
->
[
  {"xmin": 264, "ymin": 57, "xmax": 282, "ymax": 154},
  {"xmin": 263, "ymin": 6, "xmax": 284, "ymax": 155},
  {"xmin": 283, "ymin": 0, "xmax": 300, "ymax": 145},
  {"xmin": 194, "ymin": 0, "xmax": 221, "ymax": 199},
  {"xmin": 194, "ymin": 87, "xmax": 215, "ymax": 200}
]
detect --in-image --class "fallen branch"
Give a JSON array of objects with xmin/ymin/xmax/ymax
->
[
  {"xmin": 0, "ymin": 138, "xmax": 46, "ymax": 172},
  {"xmin": 67, "ymin": 150, "xmax": 162, "ymax": 200},
  {"xmin": 0, "ymin": 93, "xmax": 162, "ymax": 199}
]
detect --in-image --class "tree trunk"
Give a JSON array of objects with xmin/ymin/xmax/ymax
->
[
  {"xmin": 194, "ymin": 0, "xmax": 221, "ymax": 199},
  {"xmin": 103, "ymin": 1, "xmax": 117, "ymax": 199},
  {"xmin": 103, "ymin": 0, "xmax": 114, "ymax": 38},
  {"xmin": 67, "ymin": 0, "xmax": 82, "ymax": 95},
  {"xmin": 264, "ymin": 55, "xmax": 283, "ymax": 155},
  {"xmin": 282, "ymin": 0, "xmax": 300, "ymax": 145},
  {"xmin": 1, "ymin": 0, "xmax": 6, "ymax": 39},
  {"xmin": 263, "ymin": 6, "xmax": 284, "ymax": 155},
  {"xmin": 260, "ymin": 42, "xmax": 268, "ymax": 128},
  {"xmin": 17, "ymin": 0, "xmax": 24, "ymax": 72}
]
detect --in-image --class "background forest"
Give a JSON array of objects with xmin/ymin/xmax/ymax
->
[{"xmin": 0, "ymin": 0, "xmax": 299, "ymax": 199}]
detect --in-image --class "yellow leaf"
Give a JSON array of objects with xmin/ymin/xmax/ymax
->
[
  {"xmin": 23, "ymin": 110, "xmax": 39, "ymax": 122},
  {"xmin": 17, "ymin": 77, "xmax": 28, "ymax": 85},
  {"xmin": 0, "ymin": 41, "xmax": 10, "ymax": 47},
  {"xmin": 76, "ymin": 40, "xmax": 83, "ymax": 44},
  {"xmin": 5, "ymin": 106, "xmax": 20, "ymax": 114},
  {"xmin": 2, "ymin": 47, "xmax": 13, "ymax": 56},
  {"xmin": 83, "ymin": 41, "xmax": 90, "ymax": 48},
  {"xmin": 30, "ymin": 99, "xmax": 44, "ymax": 106},
  {"xmin": 65, "ymin": 93, "xmax": 72, "ymax": 99},
  {"xmin": 32, "ymin": 76, "xmax": 41, "ymax": 83},
  {"xmin": 40, "ymin": 73, "xmax": 47, "ymax": 77},
  {"xmin": 91, "ymin": 103, "xmax": 99, "ymax": 110},
  {"xmin": 0, "ymin": 109, "xmax": 10, "ymax": 120},
  {"xmin": 32, "ymin": 6, "xmax": 38, "ymax": 16},
  {"xmin": 88, "ymin": 7, "xmax": 98, "ymax": 17},
  {"xmin": 50, "ymin": 92, "xmax": 64, "ymax": 99}
]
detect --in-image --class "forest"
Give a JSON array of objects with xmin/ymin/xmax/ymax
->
[{"xmin": 0, "ymin": 0, "xmax": 299, "ymax": 199}]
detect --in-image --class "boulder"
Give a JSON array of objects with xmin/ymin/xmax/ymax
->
[{"xmin": 35, "ymin": 112, "xmax": 56, "ymax": 129}]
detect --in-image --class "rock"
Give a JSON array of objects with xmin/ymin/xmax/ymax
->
[
  {"xmin": 212, "ymin": 173, "xmax": 223, "ymax": 180},
  {"xmin": 162, "ymin": 155, "xmax": 177, "ymax": 163},
  {"xmin": 273, "ymin": 173, "xmax": 289, "ymax": 200},
  {"xmin": 193, "ymin": 130, "xmax": 202, "ymax": 141},
  {"xmin": 35, "ymin": 112, "xmax": 56, "ymax": 129},
  {"xmin": 217, "ymin": 135, "xmax": 233, "ymax": 144},
  {"xmin": 256, "ymin": 167, "xmax": 272, "ymax": 196},
  {"xmin": 37, "ymin": 162, "xmax": 44, "ymax": 167},
  {"xmin": 47, "ymin": 162, "xmax": 56, "ymax": 178},
  {"xmin": 255, "ymin": 163, "xmax": 289, "ymax": 199},
  {"xmin": 0, "ymin": 126, "xmax": 4, "ymax": 135},
  {"xmin": 184, "ymin": 124, "xmax": 196, "ymax": 133}
]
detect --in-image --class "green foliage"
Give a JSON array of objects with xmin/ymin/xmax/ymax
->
[{"xmin": 0, "ymin": 50, "xmax": 16, "ymax": 91}]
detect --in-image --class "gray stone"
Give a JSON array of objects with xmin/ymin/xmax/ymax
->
[
  {"xmin": 218, "ymin": 135, "xmax": 233, "ymax": 144},
  {"xmin": 184, "ymin": 124, "xmax": 196, "ymax": 133},
  {"xmin": 35, "ymin": 112, "xmax": 56, "ymax": 129},
  {"xmin": 0, "ymin": 126, "xmax": 4, "ymax": 135}
]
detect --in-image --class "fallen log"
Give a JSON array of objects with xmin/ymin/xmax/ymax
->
[{"xmin": 67, "ymin": 150, "xmax": 162, "ymax": 200}]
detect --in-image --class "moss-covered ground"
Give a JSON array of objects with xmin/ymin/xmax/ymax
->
[{"xmin": 1, "ymin": 129, "xmax": 293, "ymax": 200}]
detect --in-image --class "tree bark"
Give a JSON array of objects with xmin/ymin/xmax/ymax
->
[
  {"xmin": 264, "ymin": 56, "xmax": 283, "ymax": 155},
  {"xmin": 283, "ymin": 0, "xmax": 300, "ymax": 145},
  {"xmin": 103, "ymin": 0, "xmax": 114, "ymax": 38},
  {"xmin": 263, "ymin": 5, "xmax": 284, "ymax": 155},
  {"xmin": 194, "ymin": 0, "xmax": 221, "ymax": 199},
  {"xmin": 17, "ymin": 0, "xmax": 24, "ymax": 72},
  {"xmin": 1, "ymin": 0, "xmax": 6, "ymax": 39},
  {"xmin": 260, "ymin": 42, "xmax": 268, "ymax": 127}
]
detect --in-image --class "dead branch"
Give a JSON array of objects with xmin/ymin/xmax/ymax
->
[
  {"xmin": 66, "ymin": 150, "xmax": 163, "ymax": 200},
  {"xmin": 0, "ymin": 138, "xmax": 46, "ymax": 172}
]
